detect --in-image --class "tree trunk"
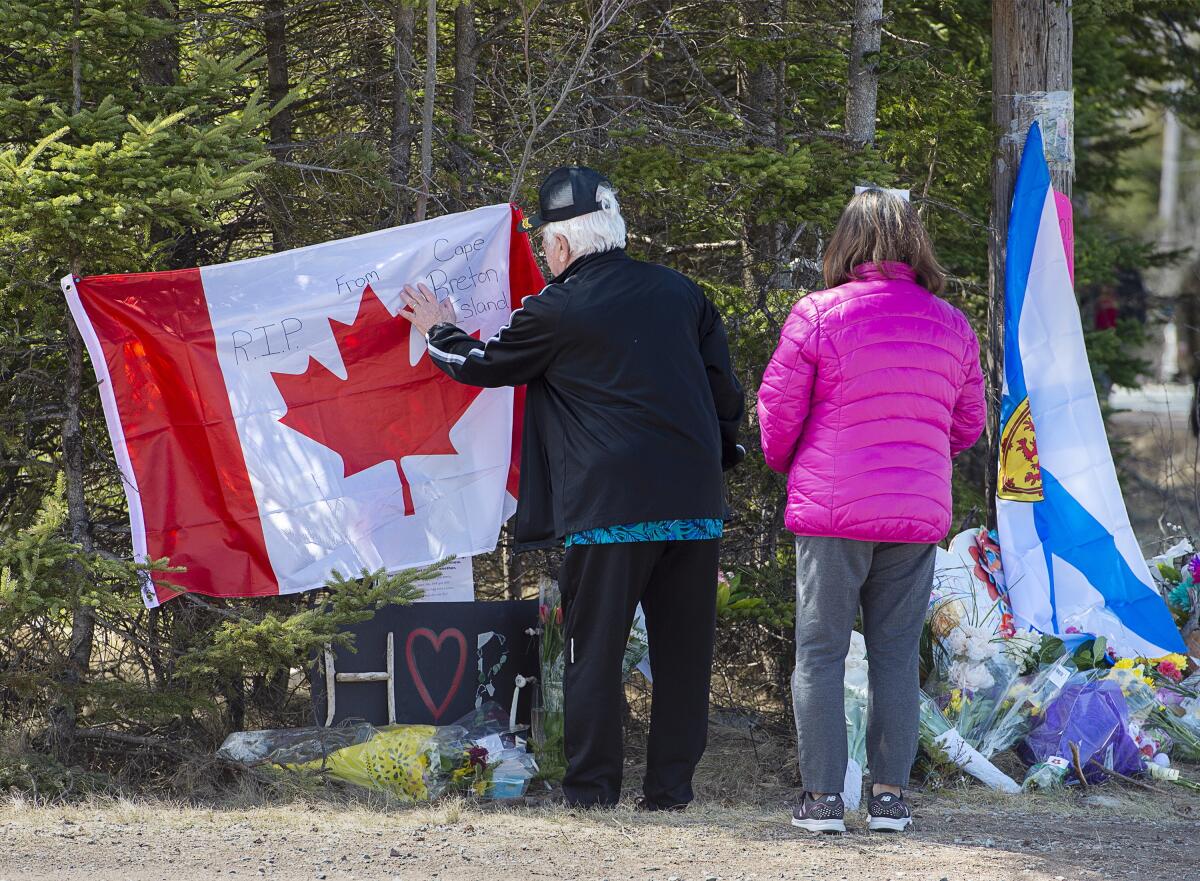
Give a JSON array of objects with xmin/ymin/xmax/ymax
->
[
  {"xmin": 141, "ymin": 0, "xmax": 179, "ymax": 88},
  {"xmin": 415, "ymin": 0, "xmax": 438, "ymax": 222},
  {"xmin": 450, "ymin": 0, "xmax": 478, "ymax": 203},
  {"xmin": 52, "ymin": 315, "xmax": 97, "ymax": 761},
  {"xmin": 845, "ymin": 0, "xmax": 883, "ymax": 145},
  {"xmin": 264, "ymin": 0, "xmax": 292, "ymax": 151},
  {"xmin": 391, "ymin": 1, "xmax": 417, "ymax": 223},
  {"xmin": 740, "ymin": 1, "xmax": 788, "ymax": 304},
  {"xmin": 263, "ymin": 0, "xmax": 293, "ymax": 251},
  {"xmin": 50, "ymin": 2, "xmax": 96, "ymax": 762},
  {"xmin": 986, "ymin": 0, "xmax": 1073, "ymax": 522},
  {"xmin": 743, "ymin": 1, "xmax": 782, "ymax": 150}
]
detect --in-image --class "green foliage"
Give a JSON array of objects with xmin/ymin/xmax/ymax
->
[
  {"xmin": 715, "ymin": 571, "xmax": 765, "ymax": 621},
  {"xmin": 1086, "ymin": 320, "xmax": 1150, "ymax": 390},
  {"xmin": 0, "ymin": 749, "xmax": 112, "ymax": 800},
  {"xmin": 1036, "ymin": 633, "xmax": 1113, "ymax": 671},
  {"xmin": 1158, "ymin": 562, "xmax": 1184, "ymax": 585},
  {"xmin": 176, "ymin": 565, "xmax": 435, "ymax": 681}
]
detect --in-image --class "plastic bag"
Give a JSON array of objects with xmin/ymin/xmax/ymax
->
[
  {"xmin": 217, "ymin": 723, "xmax": 375, "ymax": 766},
  {"xmin": 488, "ymin": 752, "xmax": 539, "ymax": 799},
  {"xmin": 1019, "ymin": 679, "xmax": 1143, "ymax": 785},
  {"xmin": 1022, "ymin": 755, "xmax": 1070, "ymax": 791}
]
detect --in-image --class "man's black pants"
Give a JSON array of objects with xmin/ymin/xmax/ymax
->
[{"xmin": 558, "ymin": 539, "xmax": 719, "ymax": 808}]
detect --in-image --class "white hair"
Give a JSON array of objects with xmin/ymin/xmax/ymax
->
[{"xmin": 539, "ymin": 184, "xmax": 626, "ymax": 259}]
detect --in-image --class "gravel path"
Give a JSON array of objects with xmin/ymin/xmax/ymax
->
[{"xmin": 1, "ymin": 786, "xmax": 1196, "ymax": 881}]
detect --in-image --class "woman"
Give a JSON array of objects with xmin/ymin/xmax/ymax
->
[{"xmin": 758, "ymin": 189, "xmax": 986, "ymax": 833}]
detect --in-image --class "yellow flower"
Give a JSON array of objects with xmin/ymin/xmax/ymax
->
[
  {"xmin": 949, "ymin": 688, "xmax": 963, "ymax": 714},
  {"xmin": 1113, "ymin": 658, "xmax": 1137, "ymax": 670},
  {"xmin": 1153, "ymin": 653, "xmax": 1188, "ymax": 669}
]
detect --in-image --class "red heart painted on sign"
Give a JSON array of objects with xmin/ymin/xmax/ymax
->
[{"xmin": 405, "ymin": 627, "xmax": 468, "ymax": 721}]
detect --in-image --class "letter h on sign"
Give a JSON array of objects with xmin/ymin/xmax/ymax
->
[{"xmin": 322, "ymin": 633, "xmax": 396, "ymax": 726}]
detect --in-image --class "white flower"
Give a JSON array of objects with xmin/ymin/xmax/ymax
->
[
  {"xmin": 1000, "ymin": 629, "xmax": 1039, "ymax": 666},
  {"xmin": 844, "ymin": 631, "xmax": 869, "ymax": 691},
  {"xmin": 948, "ymin": 659, "xmax": 995, "ymax": 692},
  {"xmin": 941, "ymin": 622, "xmax": 1000, "ymax": 667}
]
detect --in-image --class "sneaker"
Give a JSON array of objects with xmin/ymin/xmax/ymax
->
[
  {"xmin": 790, "ymin": 792, "xmax": 846, "ymax": 834},
  {"xmin": 867, "ymin": 791, "xmax": 912, "ymax": 832}
]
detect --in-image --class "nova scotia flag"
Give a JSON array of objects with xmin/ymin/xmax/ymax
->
[{"xmin": 996, "ymin": 123, "xmax": 1186, "ymax": 659}]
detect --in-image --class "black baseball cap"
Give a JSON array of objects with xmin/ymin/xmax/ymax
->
[{"xmin": 520, "ymin": 166, "xmax": 613, "ymax": 232}]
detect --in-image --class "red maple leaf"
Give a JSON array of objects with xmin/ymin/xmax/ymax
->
[{"xmin": 271, "ymin": 284, "xmax": 483, "ymax": 515}]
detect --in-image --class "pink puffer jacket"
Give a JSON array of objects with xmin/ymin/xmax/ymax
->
[{"xmin": 758, "ymin": 262, "xmax": 986, "ymax": 543}]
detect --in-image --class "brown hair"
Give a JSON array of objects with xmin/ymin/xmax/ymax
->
[{"xmin": 822, "ymin": 188, "xmax": 946, "ymax": 294}]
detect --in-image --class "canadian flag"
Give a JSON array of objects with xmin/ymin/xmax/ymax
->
[{"xmin": 63, "ymin": 204, "xmax": 543, "ymax": 608}]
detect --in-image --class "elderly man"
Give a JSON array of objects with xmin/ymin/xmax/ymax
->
[{"xmin": 399, "ymin": 167, "xmax": 744, "ymax": 809}]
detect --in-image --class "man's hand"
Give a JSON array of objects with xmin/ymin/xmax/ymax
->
[{"xmin": 398, "ymin": 282, "xmax": 457, "ymax": 335}]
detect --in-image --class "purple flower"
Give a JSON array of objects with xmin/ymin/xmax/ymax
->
[{"xmin": 1186, "ymin": 555, "xmax": 1200, "ymax": 582}]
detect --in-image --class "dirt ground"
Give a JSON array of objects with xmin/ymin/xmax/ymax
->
[{"xmin": 1, "ymin": 783, "xmax": 1198, "ymax": 881}]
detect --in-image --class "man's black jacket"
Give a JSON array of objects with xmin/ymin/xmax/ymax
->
[{"xmin": 427, "ymin": 247, "xmax": 744, "ymax": 548}]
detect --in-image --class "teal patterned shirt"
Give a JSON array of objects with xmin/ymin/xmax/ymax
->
[{"xmin": 565, "ymin": 518, "xmax": 724, "ymax": 546}]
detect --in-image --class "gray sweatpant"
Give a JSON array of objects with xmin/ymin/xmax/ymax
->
[{"xmin": 791, "ymin": 536, "xmax": 936, "ymax": 794}]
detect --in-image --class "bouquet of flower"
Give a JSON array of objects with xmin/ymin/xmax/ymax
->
[
  {"xmin": 1154, "ymin": 549, "xmax": 1199, "ymax": 626},
  {"xmin": 979, "ymin": 656, "xmax": 1090, "ymax": 758},
  {"xmin": 533, "ymin": 576, "xmax": 567, "ymax": 781},
  {"xmin": 1020, "ymin": 678, "xmax": 1144, "ymax": 787},
  {"xmin": 918, "ymin": 692, "xmax": 1020, "ymax": 792},
  {"xmin": 622, "ymin": 603, "xmax": 650, "ymax": 680},
  {"xmin": 1122, "ymin": 661, "xmax": 1200, "ymax": 763},
  {"xmin": 838, "ymin": 631, "xmax": 869, "ymax": 810},
  {"xmin": 284, "ymin": 723, "xmax": 442, "ymax": 801},
  {"xmin": 432, "ymin": 702, "xmax": 537, "ymax": 799},
  {"xmin": 1105, "ymin": 658, "xmax": 1174, "ymax": 723},
  {"xmin": 1162, "ymin": 682, "xmax": 1200, "ymax": 761},
  {"xmin": 926, "ymin": 635, "xmax": 1021, "ymax": 749},
  {"xmin": 443, "ymin": 744, "xmax": 495, "ymax": 796}
]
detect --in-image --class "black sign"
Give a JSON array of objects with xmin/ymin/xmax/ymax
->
[{"xmin": 313, "ymin": 600, "xmax": 539, "ymax": 727}]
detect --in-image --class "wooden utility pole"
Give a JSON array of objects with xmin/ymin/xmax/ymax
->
[{"xmin": 986, "ymin": 1, "xmax": 1074, "ymax": 521}]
